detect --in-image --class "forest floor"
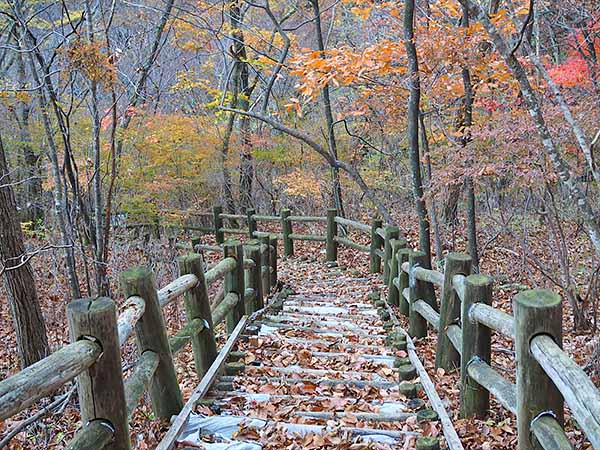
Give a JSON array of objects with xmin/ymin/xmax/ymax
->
[{"xmin": 0, "ymin": 217, "xmax": 598, "ymax": 449}]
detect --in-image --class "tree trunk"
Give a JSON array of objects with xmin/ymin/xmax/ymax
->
[
  {"xmin": 420, "ymin": 113, "xmax": 444, "ymax": 264},
  {"xmin": 460, "ymin": 3, "xmax": 479, "ymax": 271},
  {"xmin": 311, "ymin": 0, "xmax": 345, "ymax": 215},
  {"xmin": 0, "ymin": 134, "xmax": 49, "ymax": 368},
  {"xmin": 15, "ymin": 51, "xmax": 43, "ymax": 225},
  {"xmin": 230, "ymin": 0, "xmax": 254, "ymax": 211},
  {"xmin": 404, "ymin": 0, "xmax": 432, "ymax": 266}
]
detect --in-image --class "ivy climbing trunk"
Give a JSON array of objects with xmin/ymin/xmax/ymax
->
[
  {"xmin": 0, "ymin": 134, "xmax": 49, "ymax": 368},
  {"xmin": 404, "ymin": 0, "xmax": 432, "ymax": 266}
]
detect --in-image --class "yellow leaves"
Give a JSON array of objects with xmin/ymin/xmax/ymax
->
[
  {"xmin": 62, "ymin": 40, "xmax": 117, "ymax": 86},
  {"xmin": 350, "ymin": 6, "xmax": 372, "ymax": 20},
  {"xmin": 274, "ymin": 170, "xmax": 322, "ymax": 198},
  {"xmin": 284, "ymin": 98, "xmax": 303, "ymax": 117}
]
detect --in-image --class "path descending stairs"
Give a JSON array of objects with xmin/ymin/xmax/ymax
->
[{"xmin": 177, "ymin": 266, "xmax": 443, "ymax": 449}]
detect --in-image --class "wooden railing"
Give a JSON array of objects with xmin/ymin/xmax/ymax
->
[
  {"xmin": 0, "ymin": 237, "xmax": 277, "ymax": 450},
  {"xmin": 4, "ymin": 205, "xmax": 599, "ymax": 450},
  {"xmin": 188, "ymin": 205, "xmax": 600, "ymax": 450}
]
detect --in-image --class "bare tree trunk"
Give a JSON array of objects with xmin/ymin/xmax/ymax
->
[
  {"xmin": 85, "ymin": 0, "xmax": 109, "ymax": 296},
  {"xmin": 230, "ymin": 0, "xmax": 254, "ymax": 211},
  {"xmin": 404, "ymin": 0, "xmax": 432, "ymax": 265},
  {"xmin": 460, "ymin": 3, "xmax": 479, "ymax": 271},
  {"xmin": 0, "ymin": 134, "xmax": 49, "ymax": 368},
  {"xmin": 15, "ymin": 51, "xmax": 43, "ymax": 225},
  {"xmin": 311, "ymin": 0, "xmax": 345, "ymax": 215},
  {"xmin": 420, "ymin": 113, "xmax": 444, "ymax": 264}
]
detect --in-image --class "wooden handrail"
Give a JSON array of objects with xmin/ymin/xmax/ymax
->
[
  {"xmin": 205, "ymin": 257, "xmax": 237, "ymax": 285},
  {"xmin": 531, "ymin": 335, "xmax": 600, "ymax": 448},
  {"xmin": 0, "ymin": 340, "xmax": 101, "ymax": 419},
  {"xmin": 158, "ymin": 274, "xmax": 198, "ymax": 307},
  {"xmin": 117, "ymin": 296, "xmax": 146, "ymax": 346},
  {"xmin": 334, "ymin": 216, "xmax": 371, "ymax": 232},
  {"xmin": 469, "ymin": 303, "xmax": 515, "ymax": 339}
]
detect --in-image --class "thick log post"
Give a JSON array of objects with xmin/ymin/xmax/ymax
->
[
  {"xmin": 269, "ymin": 235, "xmax": 278, "ymax": 288},
  {"xmin": 190, "ymin": 237, "xmax": 201, "ymax": 253},
  {"xmin": 224, "ymin": 241, "xmax": 245, "ymax": 332},
  {"xmin": 398, "ymin": 248, "xmax": 411, "ymax": 316},
  {"xmin": 177, "ymin": 254, "xmax": 218, "ymax": 377},
  {"xmin": 383, "ymin": 226, "xmax": 400, "ymax": 284},
  {"xmin": 120, "ymin": 268, "xmax": 183, "ymax": 419},
  {"xmin": 514, "ymin": 290, "xmax": 563, "ymax": 450},
  {"xmin": 281, "ymin": 208, "xmax": 294, "ymax": 256},
  {"xmin": 460, "ymin": 274, "xmax": 493, "ymax": 418},
  {"xmin": 408, "ymin": 251, "xmax": 436, "ymax": 338},
  {"xmin": 369, "ymin": 218, "xmax": 383, "ymax": 274},
  {"xmin": 244, "ymin": 242, "xmax": 263, "ymax": 311},
  {"xmin": 246, "ymin": 208, "xmax": 257, "ymax": 238},
  {"xmin": 67, "ymin": 298, "xmax": 130, "ymax": 450},
  {"xmin": 387, "ymin": 239, "xmax": 407, "ymax": 306},
  {"xmin": 436, "ymin": 253, "xmax": 472, "ymax": 371},
  {"xmin": 326, "ymin": 208, "xmax": 338, "ymax": 263},
  {"xmin": 213, "ymin": 205, "xmax": 224, "ymax": 244},
  {"xmin": 259, "ymin": 235, "xmax": 271, "ymax": 296}
]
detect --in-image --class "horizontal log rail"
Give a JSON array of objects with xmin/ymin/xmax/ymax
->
[
  {"xmin": 124, "ymin": 351, "xmax": 160, "ymax": 420},
  {"xmin": 286, "ymin": 215, "xmax": 327, "ymax": 222},
  {"xmin": 466, "ymin": 359, "xmax": 516, "ymax": 414},
  {"xmin": 252, "ymin": 214, "xmax": 279, "ymax": 222},
  {"xmin": 0, "ymin": 340, "xmax": 101, "ymax": 419},
  {"xmin": 219, "ymin": 227, "xmax": 247, "ymax": 235},
  {"xmin": 205, "ymin": 257, "xmax": 237, "ymax": 285},
  {"xmin": 469, "ymin": 303, "xmax": 515, "ymax": 340},
  {"xmin": 288, "ymin": 233, "xmax": 327, "ymax": 242},
  {"xmin": 400, "ymin": 261, "xmax": 444, "ymax": 287},
  {"xmin": 158, "ymin": 274, "xmax": 199, "ymax": 307},
  {"xmin": 334, "ymin": 236, "xmax": 370, "ymax": 252},
  {"xmin": 117, "ymin": 296, "xmax": 146, "ymax": 346},
  {"xmin": 530, "ymin": 335, "xmax": 600, "ymax": 448},
  {"xmin": 412, "ymin": 300, "xmax": 440, "ymax": 330},
  {"xmin": 334, "ymin": 216, "xmax": 371, "ymax": 233}
]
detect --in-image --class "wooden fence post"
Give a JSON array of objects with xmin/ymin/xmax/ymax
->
[
  {"xmin": 177, "ymin": 254, "xmax": 218, "ymax": 377},
  {"xmin": 269, "ymin": 235, "xmax": 278, "ymax": 289},
  {"xmin": 514, "ymin": 290, "xmax": 564, "ymax": 450},
  {"xmin": 224, "ymin": 241, "xmax": 245, "ymax": 332},
  {"xmin": 246, "ymin": 208, "xmax": 257, "ymax": 238},
  {"xmin": 67, "ymin": 297, "xmax": 130, "ymax": 450},
  {"xmin": 153, "ymin": 217, "xmax": 161, "ymax": 240},
  {"xmin": 213, "ymin": 205, "xmax": 224, "ymax": 244},
  {"xmin": 120, "ymin": 267, "xmax": 183, "ymax": 419},
  {"xmin": 326, "ymin": 208, "xmax": 338, "ymax": 263},
  {"xmin": 281, "ymin": 208, "xmax": 294, "ymax": 256},
  {"xmin": 397, "ymin": 248, "xmax": 411, "ymax": 316},
  {"xmin": 436, "ymin": 253, "xmax": 472, "ymax": 371},
  {"xmin": 387, "ymin": 239, "xmax": 407, "ymax": 306},
  {"xmin": 460, "ymin": 274, "xmax": 492, "ymax": 418},
  {"xmin": 408, "ymin": 251, "xmax": 436, "ymax": 338},
  {"xmin": 369, "ymin": 218, "xmax": 383, "ymax": 274},
  {"xmin": 244, "ymin": 242, "xmax": 263, "ymax": 311},
  {"xmin": 259, "ymin": 235, "xmax": 271, "ymax": 296},
  {"xmin": 383, "ymin": 226, "xmax": 400, "ymax": 284}
]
